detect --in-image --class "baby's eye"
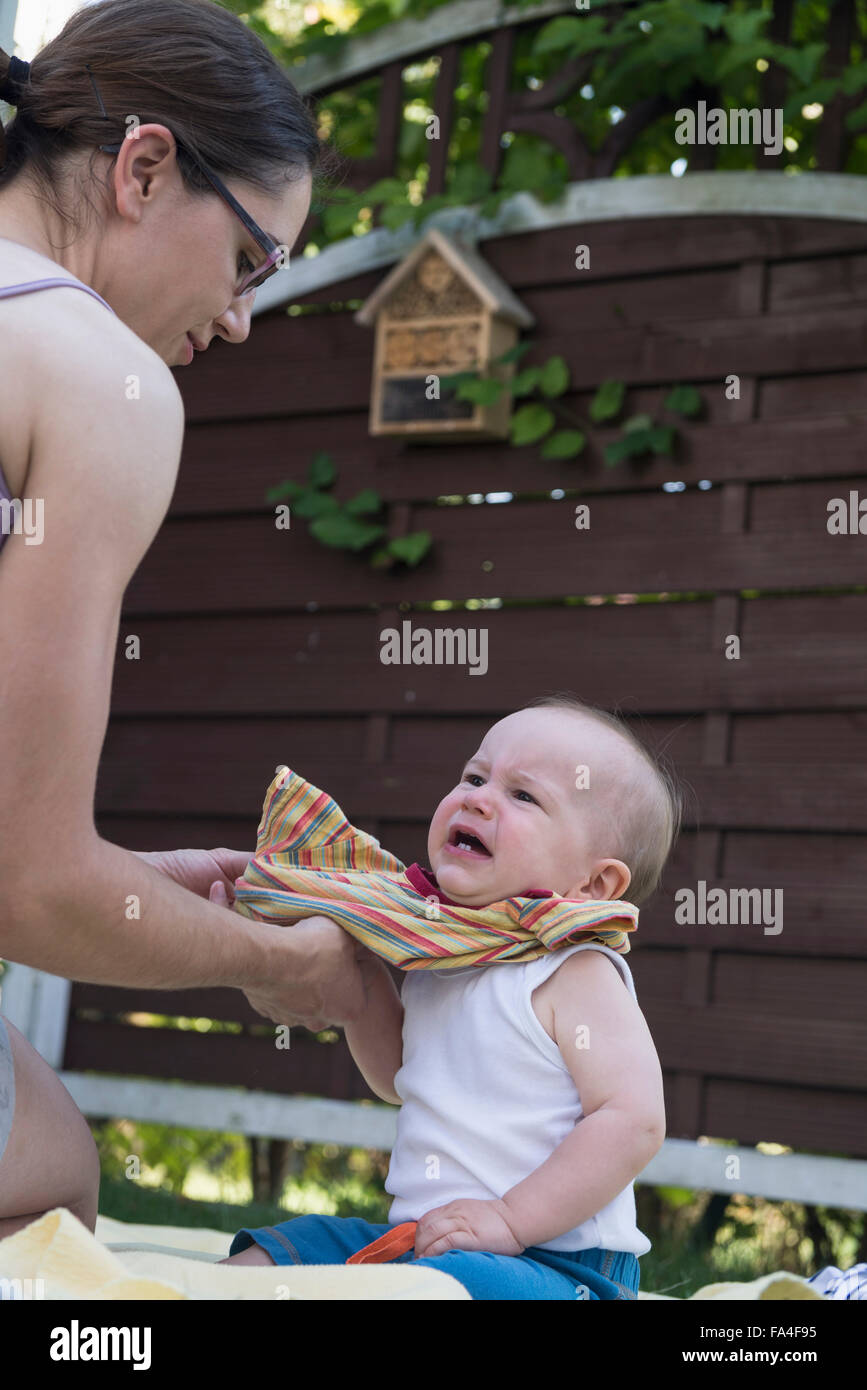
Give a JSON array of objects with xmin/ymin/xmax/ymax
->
[
  {"xmin": 464, "ymin": 773, "xmax": 484, "ymax": 787},
  {"xmin": 515, "ymin": 790, "xmax": 536, "ymax": 803}
]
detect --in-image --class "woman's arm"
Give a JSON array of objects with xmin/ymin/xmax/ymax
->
[{"xmin": 0, "ymin": 338, "xmax": 366, "ymax": 1026}]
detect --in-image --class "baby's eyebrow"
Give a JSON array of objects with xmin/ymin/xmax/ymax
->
[{"xmin": 463, "ymin": 760, "xmax": 552, "ymax": 793}]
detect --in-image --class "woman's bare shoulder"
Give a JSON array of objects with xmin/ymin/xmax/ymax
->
[{"xmin": 0, "ymin": 242, "xmax": 183, "ymax": 494}]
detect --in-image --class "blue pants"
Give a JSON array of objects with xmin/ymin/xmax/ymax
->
[{"xmin": 229, "ymin": 1214, "xmax": 640, "ymax": 1300}]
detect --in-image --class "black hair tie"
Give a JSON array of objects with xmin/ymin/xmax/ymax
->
[{"xmin": 0, "ymin": 56, "xmax": 31, "ymax": 104}]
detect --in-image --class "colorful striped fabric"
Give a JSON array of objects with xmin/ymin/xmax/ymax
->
[{"xmin": 232, "ymin": 767, "xmax": 639, "ymax": 970}]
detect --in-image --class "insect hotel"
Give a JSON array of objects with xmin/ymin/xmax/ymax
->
[{"xmin": 354, "ymin": 226, "xmax": 535, "ymax": 440}]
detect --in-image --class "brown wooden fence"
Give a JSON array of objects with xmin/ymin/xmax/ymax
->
[{"xmin": 75, "ymin": 207, "xmax": 867, "ymax": 1162}]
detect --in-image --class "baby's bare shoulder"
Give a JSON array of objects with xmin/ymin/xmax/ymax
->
[{"xmin": 544, "ymin": 950, "xmax": 665, "ymax": 1127}]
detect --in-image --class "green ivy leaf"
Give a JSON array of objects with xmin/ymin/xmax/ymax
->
[
  {"xmin": 532, "ymin": 16, "xmax": 585, "ymax": 56},
  {"xmin": 309, "ymin": 514, "xmax": 386, "ymax": 551},
  {"xmin": 649, "ymin": 426, "xmax": 676, "ymax": 456},
  {"xmin": 720, "ymin": 7, "xmax": 767, "ymax": 44},
  {"xmin": 623, "ymin": 413, "xmax": 654, "ymax": 434},
  {"xmin": 590, "ymin": 379, "xmax": 625, "ymax": 423},
  {"xmin": 510, "ymin": 366, "xmax": 544, "ymax": 397},
  {"xmin": 438, "ymin": 369, "xmax": 479, "ymax": 393},
  {"xmin": 308, "ymin": 451, "xmax": 336, "ymax": 489},
  {"xmin": 539, "ymin": 355, "xmax": 570, "ymax": 398},
  {"xmin": 604, "ymin": 434, "xmax": 648, "ymax": 466},
  {"xmin": 491, "ymin": 342, "xmax": 533, "ymax": 367},
  {"xmin": 457, "ymin": 377, "xmax": 505, "ymax": 405},
  {"xmin": 842, "ymin": 61, "xmax": 867, "ymax": 98},
  {"xmin": 344, "ymin": 488, "xmax": 383, "ymax": 516},
  {"xmin": 388, "ymin": 531, "xmax": 432, "ymax": 566},
  {"xmin": 265, "ymin": 479, "xmax": 303, "ymax": 503},
  {"xmin": 293, "ymin": 490, "xmax": 341, "ymax": 520},
  {"xmin": 379, "ymin": 201, "xmax": 417, "ymax": 232},
  {"xmin": 846, "ymin": 100, "xmax": 867, "ymax": 132},
  {"xmin": 664, "ymin": 385, "xmax": 702, "ymax": 418},
  {"xmin": 322, "ymin": 202, "xmax": 363, "ymax": 240},
  {"xmin": 510, "ymin": 403, "xmax": 556, "ymax": 446},
  {"xmin": 369, "ymin": 546, "xmax": 396, "ymax": 570},
  {"xmin": 359, "ymin": 176, "xmax": 409, "ymax": 204},
  {"xmin": 773, "ymin": 41, "xmax": 826, "ymax": 88},
  {"xmin": 540, "ymin": 430, "xmax": 586, "ymax": 460},
  {"xmin": 534, "ymin": 13, "xmax": 611, "ymax": 58}
]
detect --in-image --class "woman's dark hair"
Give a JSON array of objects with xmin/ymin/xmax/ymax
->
[{"xmin": 0, "ymin": 0, "xmax": 341, "ymax": 241}]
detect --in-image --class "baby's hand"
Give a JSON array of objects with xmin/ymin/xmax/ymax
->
[{"xmin": 414, "ymin": 1198, "xmax": 524, "ymax": 1259}]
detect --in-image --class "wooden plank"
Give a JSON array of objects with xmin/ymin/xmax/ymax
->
[
  {"xmin": 61, "ymin": 1073, "xmax": 400, "ymax": 1149},
  {"xmin": 110, "ymin": 603, "xmax": 720, "ymax": 714},
  {"xmin": 761, "ymin": 368, "xmax": 867, "ymax": 418},
  {"xmin": 638, "ymin": 886, "xmax": 867, "ymax": 957},
  {"xmin": 638, "ymin": 1137, "xmax": 867, "ymax": 1208},
  {"xmin": 61, "ymin": 1003, "xmax": 865, "ymax": 1106},
  {"xmin": 94, "ymin": 814, "xmax": 261, "ymax": 852},
  {"xmin": 713, "ymin": 955, "xmax": 866, "ymax": 1021},
  {"xmin": 768, "ymin": 251, "xmax": 867, "ymax": 311},
  {"xmin": 750, "ymin": 476, "xmax": 867, "ymax": 530},
  {"xmin": 70, "ymin": 984, "xmax": 278, "ymax": 1025},
  {"xmin": 723, "ymin": 830, "xmax": 867, "ymax": 880},
  {"xmin": 412, "ymin": 218, "xmax": 867, "ymax": 292},
  {"xmin": 177, "ymin": 304, "xmax": 867, "ymax": 422},
  {"xmin": 122, "ymin": 512, "xmax": 867, "ymax": 612},
  {"xmin": 94, "ymin": 733, "xmax": 867, "ymax": 828},
  {"xmin": 168, "ymin": 410, "xmax": 867, "ymax": 514},
  {"xmin": 704, "ymin": 1079, "xmax": 867, "ymax": 1159},
  {"xmin": 69, "ymin": 969, "xmax": 404, "ymax": 1025},
  {"xmin": 62, "ymin": 1018, "xmax": 377, "ymax": 1099},
  {"xmin": 646, "ymin": 1002, "xmax": 867, "ymax": 1091},
  {"xmin": 730, "ymin": 711, "xmax": 867, "ymax": 762}
]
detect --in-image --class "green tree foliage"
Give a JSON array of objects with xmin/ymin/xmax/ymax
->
[{"xmin": 222, "ymin": 0, "xmax": 867, "ymax": 251}]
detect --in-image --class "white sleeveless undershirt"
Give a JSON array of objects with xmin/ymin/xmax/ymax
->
[{"xmin": 385, "ymin": 941, "xmax": 652, "ymax": 1255}]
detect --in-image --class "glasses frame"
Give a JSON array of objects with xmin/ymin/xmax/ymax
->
[{"xmin": 87, "ymin": 66, "xmax": 286, "ymax": 298}]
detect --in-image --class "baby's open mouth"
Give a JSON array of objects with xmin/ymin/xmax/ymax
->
[{"xmin": 447, "ymin": 827, "xmax": 492, "ymax": 857}]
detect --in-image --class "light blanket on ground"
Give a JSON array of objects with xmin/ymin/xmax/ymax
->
[{"xmin": 0, "ymin": 1208, "xmax": 829, "ymax": 1300}]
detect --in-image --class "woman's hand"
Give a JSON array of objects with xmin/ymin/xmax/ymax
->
[
  {"xmin": 133, "ymin": 847, "xmax": 250, "ymax": 900},
  {"xmin": 208, "ymin": 878, "xmax": 378, "ymax": 1031}
]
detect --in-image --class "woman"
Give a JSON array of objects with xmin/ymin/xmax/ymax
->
[{"xmin": 0, "ymin": 0, "xmax": 370, "ymax": 1240}]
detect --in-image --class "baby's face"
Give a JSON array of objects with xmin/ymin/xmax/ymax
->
[{"xmin": 426, "ymin": 708, "xmax": 630, "ymax": 907}]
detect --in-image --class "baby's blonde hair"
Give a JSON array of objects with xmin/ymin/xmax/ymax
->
[{"xmin": 521, "ymin": 692, "xmax": 683, "ymax": 906}]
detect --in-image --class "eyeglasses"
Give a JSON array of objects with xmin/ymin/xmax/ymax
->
[{"xmin": 86, "ymin": 65, "xmax": 287, "ymax": 298}]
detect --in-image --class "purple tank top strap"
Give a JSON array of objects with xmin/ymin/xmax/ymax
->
[
  {"xmin": 0, "ymin": 277, "xmax": 117, "ymax": 552},
  {"xmin": 0, "ymin": 277, "xmax": 116, "ymax": 315},
  {"xmin": 0, "ymin": 463, "xmax": 12, "ymax": 553}
]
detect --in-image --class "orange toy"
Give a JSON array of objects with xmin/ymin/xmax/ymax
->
[{"xmin": 346, "ymin": 1222, "xmax": 418, "ymax": 1264}]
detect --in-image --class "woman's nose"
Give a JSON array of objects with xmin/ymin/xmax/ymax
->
[{"xmin": 215, "ymin": 296, "xmax": 255, "ymax": 345}]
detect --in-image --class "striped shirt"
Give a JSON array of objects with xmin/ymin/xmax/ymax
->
[{"xmin": 233, "ymin": 767, "xmax": 639, "ymax": 969}]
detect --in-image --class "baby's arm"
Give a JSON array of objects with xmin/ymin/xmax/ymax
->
[
  {"xmin": 344, "ymin": 956, "xmax": 404, "ymax": 1105},
  {"xmin": 499, "ymin": 950, "xmax": 665, "ymax": 1249}
]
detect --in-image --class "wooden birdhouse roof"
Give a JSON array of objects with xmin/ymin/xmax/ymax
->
[{"xmin": 353, "ymin": 227, "xmax": 535, "ymax": 329}]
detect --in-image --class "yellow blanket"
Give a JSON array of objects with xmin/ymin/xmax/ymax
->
[{"xmin": 0, "ymin": 1208, "xmax": 828, "ymax": 1300}]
